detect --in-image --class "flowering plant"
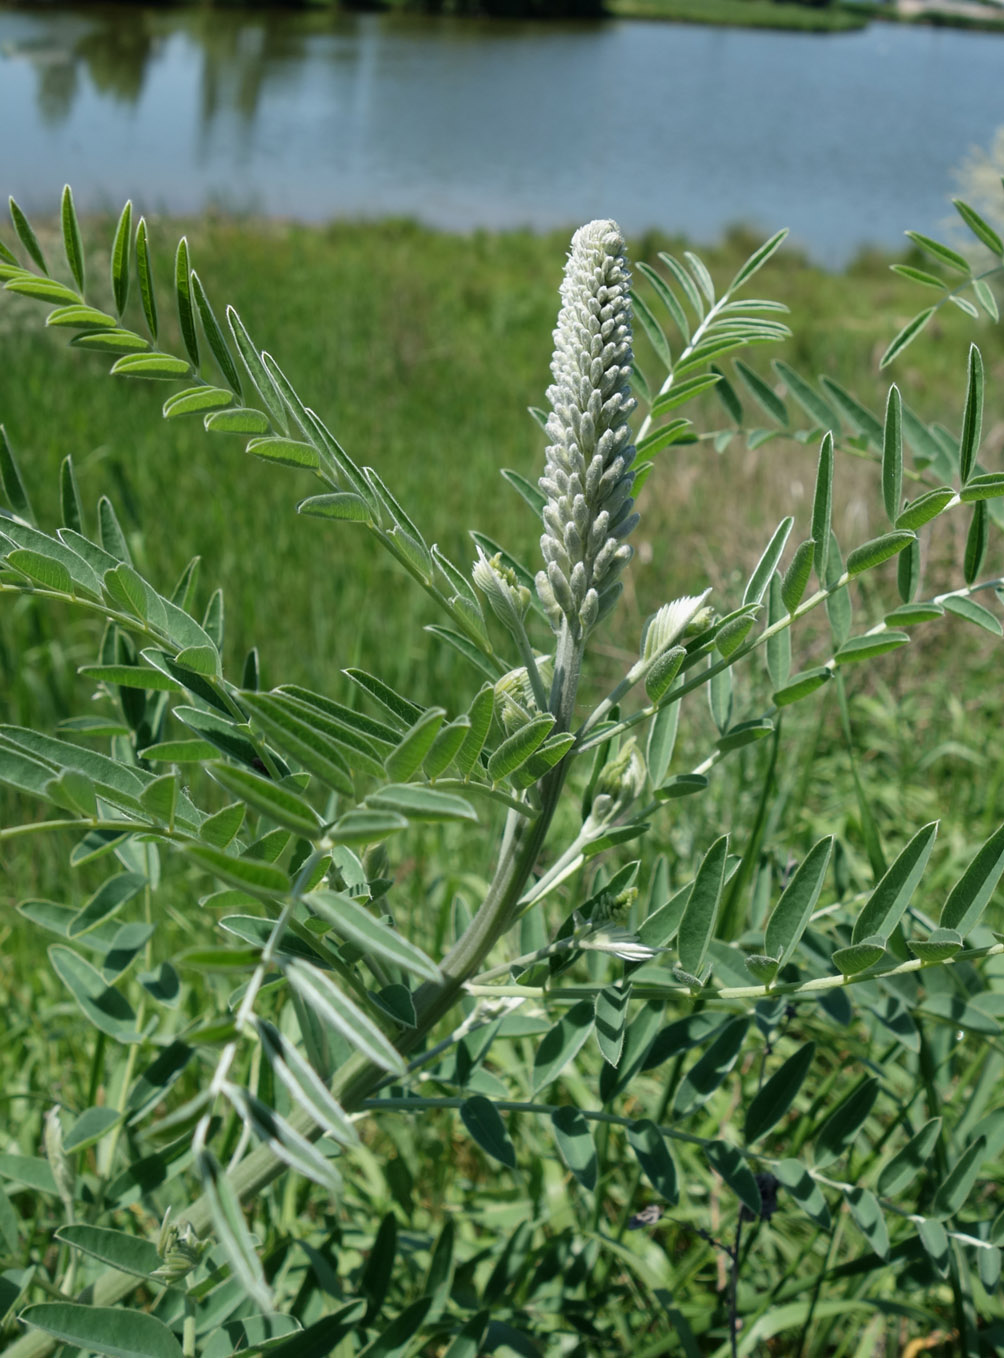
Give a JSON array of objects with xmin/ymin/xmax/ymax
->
[{"xmin": 2, "ymin": 189, "xmax": 1004, "ymax": 1355}]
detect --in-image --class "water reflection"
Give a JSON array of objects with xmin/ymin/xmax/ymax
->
[
  {"xmin": 2, "ymin": 7, "xmax": 323, "ymax": 129},
  {"xmin": 3, "ymin": 5, "xmax": 1003, "ymax": 263}
]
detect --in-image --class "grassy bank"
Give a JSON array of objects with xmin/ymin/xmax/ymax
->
[{"xmin": 605, "ymin": 0, "xmax": 868, "ymax": 30}]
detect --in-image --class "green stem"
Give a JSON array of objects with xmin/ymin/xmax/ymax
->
[{"xmin": 5, "ymin": 579, "xmax": 587, "ymax": 1358}]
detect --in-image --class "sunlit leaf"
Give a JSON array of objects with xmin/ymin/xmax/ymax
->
[
  {"xmin": 764, "ymin": 837, "xmax": 832, "ymax": 969},
  {"xmin": 939, "ymin": 821, "xmax": 1004, "ymax": 937},
  {"xmin": 20, "ymin": 1303, "xmax": 183, "ymax": 1358}
]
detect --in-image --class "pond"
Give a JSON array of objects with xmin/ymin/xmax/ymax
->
[{"xmin": 1, "ymin": 3, "xmax": 1003, "ymax": 265}]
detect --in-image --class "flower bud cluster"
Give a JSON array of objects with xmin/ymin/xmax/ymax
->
[{"xmin": 537, "ymin": 220, "xmax": 639, "ymax": 638}]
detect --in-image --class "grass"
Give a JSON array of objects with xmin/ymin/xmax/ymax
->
[{"xmin": 605, "ymin": 0, "xmax": 868, "ymax": 30}]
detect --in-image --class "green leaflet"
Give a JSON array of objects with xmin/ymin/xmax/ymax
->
[
  {"xmin": 69, "ymin": 872, "xmax": 147, "ymax": 937},
  {"xmin": 6, "ymin": 276, "xmax": 80, "ymax": 306},
  {"xmin": 46, "ymin": 304, "xmax": 117, "ymax": 331},
  {"xmin": 198, "ymin": 1148, "xmax": 273, "ymax": 1311},
  {"xmin": 877, "ymin": 1118, "xmax": 942, "ymax": 1197},
  {"xmin": 917, "ymin": 1217, "xmax": 950, "ymax": 1276},
  {"xmin": 240, "ymin": 691, "xmax": 355, "ymax": 796},
  {"xmin": 959, "ymin": 344, "xmax": 984, "ymax": 484},
  {"xmin": 676, "ymin": 835, "xmax": 728, "ymax": 977},
  {"xmin": 833, "ymin": 632, "xmax": 910, "ymax": 665},
  {"xmin": 256, "ymin": 1020, "xmax": 358, "ymax": 1146},
  {"xmin": 704, "ymin": 1140, "xmax": 761, "ymax": 1217},
  {"xmin": 773, "ymin": 666, "xmax": 831, "ymax": 708},
  {"xmin": 734, "ymin": 356, "xmax": 788, "ymax": 425},
  {"xmin": 774, "ymin": 1159, "xmax": 830, "ymax": 1229},
  {"xmin": 744, "ymin": 1041, "xmax": 815, "ymax": 1144},
  {"xmin": 881, "ymin": 306, "xmax": 935, "ymax": 369},
  {"xmin": 743, "ymin": 517, "xmax": 793, "ymax": 606},
  {"xmin": 943, "ymin": 595, "xmax": 1003, "ymax": 636},
  {"xmin": 49, "ymin": 945, "xmax": 142, "ymax": 1042},
  {"xmin": 185, "ymin": 843, "xmax": 290, "ymax": 897},
  {"xmin": 460, "ymin": 1095, "xmax": 516, "ymax": 1169},
  {"xmin": 55, "ymin": 1225, "xmax": 161, "ymax": 1280},
  {"xmin": 227, "ymin": 305, "xmax": 289, "ymax": 433},
  {"xmin": 224, "ymin": 1083, "xmax": 341, "ymax": 1193},
  {"xmin": 673, "ymin": 1016, "xmax": 749, "ymax": 1117},
  {"xmin": 205, "ymin": 407, "xmax": 271, "ymax": 436},
  {"xmin": 532, "ymin": 1000, "xmax": 594, "ymax": 1094},
  {"xmin": 811, "ymin": 432, "xmax": 834, "ymax": 583},
  {"xmin": 365, "ymin": 783, "xmax": 476, "ymax": 823},
  {"xmin": 763, "ymin": 836, "xmax": 832, "ymax": 969},
  {"xmin": 646, "ymin": 697, "xmax": 680, "ymax": 787},
  {"xmin": 930, "ymin": 1135, "xmax": 989, "ymax": 1219},
  {"xmin": 209, "ymin": 763, "xmax": 321, "ymax": 837},
  {"xmin": 423, "ymin": 716, "xmax": 471, "ymax": 780},
  {"xmin": 62, "ymin": 1107, "xmax": 122, "ymax": 1154},
  {"xmin": 344, "ymin": 668, "xmax": 423, "ymax": 727},
  {"xmin": 939, "ymin": 821, "xmax": 1004, "ymax": 937},
  {"xmin": 845, "ymin": 531, "xmax": 915, "ymax": 578},
  {"xmin": 135, "ymin": 215, "xmax": 158, "ymax": 339},
  {"xmin": 111, "ymin": 353, "xmax": 191, "ymax": 380},
  {"xmin": 626, "ymin": 1119, "xmax": 678, "ymax": 1204},
  {"xmin": 487, "ymin": 714, "xmax": 555, "ymax": 784},
  {"xmin": 20, "ymin": 1303, "xmax": 183, "ymax": 1358},
  {"xmin": 851, "ymin": 821, "xmax": 938, "ymax": 944},
  {"xmin": 845, "ymin": 1188, "xmax": 889, "ymax": 1259},
  {"xmin": 0, "ymin": 425, "xmax": 34, "ymax": 523},
  {"xmin": 813, "ymin": 1077, "xmax": 878, "ymax": 1168},
  {"xmin": 780, "ymin": 538, "xmax": 815, "ymax": 614},
  {"xmin": 304, "ymin": 888, "xmax": 441, "ymax": 981},
  {"xmin": 173, "ymin": 236, "xmax": 198, "ymax": 367},
  {"xmin": 191, "ymin": 270, "xmax": 244, "ymax": 396},
  {"xmin": 299, "ymin": 491, "xmax": 373, "ymax": 522},
  {"xmin": 882, "ymin": 384, "xmax": 903, "ymax": 522},
  {"xmin": 384, "ymin": 709, "xmax": 447, "ymax": 782},
  {"xmin": 328, "ymin": 809, "xmax": 408, "ymax": 846},
  {"xmin": 110, "ymin": 199, "xmax": 132, "ymax": 315},
  {"xmin": 9, "ymin": 195, "xmax": 48, "ymax": 271},
  {"xmin": 550, "ymin": 1107, "xmax": 597, "ymax": 1191},
  {"xmin": 953, "ymin": 196, "xmax": 1004, "ymax": 256},
  {"xmin": 247, "ymin": 436, "xmax": 319, "ymax": 470},
  {"xmin": 284, "ymin": 957, "xmax": 405, "ymax": 1074},
  {"xmin": 594, "ymin": 983, "xmax": 631, "ymax": 1067}
]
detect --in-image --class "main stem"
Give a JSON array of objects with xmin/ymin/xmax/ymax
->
[{"xmin": 8, "ymin": 629, "xmax": 584, "ymax": 1358}]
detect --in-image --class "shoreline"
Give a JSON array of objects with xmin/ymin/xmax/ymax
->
[
  {"xmin": 605, "ymin": 0, "xmax": 1004, "ymax": 32},
  {"xmin": 3, "ymin": 0, "xmax": 1004, "ymax": 35}
]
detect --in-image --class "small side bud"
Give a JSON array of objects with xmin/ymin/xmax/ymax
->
[
  {"xmin": 472, "ymin": 547, "xmax": 531, "ymax": 639},
  {"xmin": 44, "ymin": 1107, "xmax": 75, "ymax": 1216}
]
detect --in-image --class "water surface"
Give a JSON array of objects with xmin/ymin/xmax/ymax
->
[{"xmin": 1, "ymin": 4, "xmax": 1002, "ymax": 264}]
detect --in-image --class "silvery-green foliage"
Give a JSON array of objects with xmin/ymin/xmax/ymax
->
[{"xmin": 2, "ymin": 187, "xmax": 1004, "ymax": 1357}]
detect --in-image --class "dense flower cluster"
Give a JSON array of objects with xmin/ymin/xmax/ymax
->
[{"xmin": 536, "ymin": 220, "xmax": 639, "ymax": 638}]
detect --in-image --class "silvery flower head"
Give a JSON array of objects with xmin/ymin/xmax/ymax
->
[{"xmin": 537, "ymin": 220, "xmax": 640, "ymax": 639}]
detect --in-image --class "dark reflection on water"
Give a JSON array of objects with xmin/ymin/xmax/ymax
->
[{"xmin": 2, "ymin": 3, "xmax": 1003, "ymax": 263}]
